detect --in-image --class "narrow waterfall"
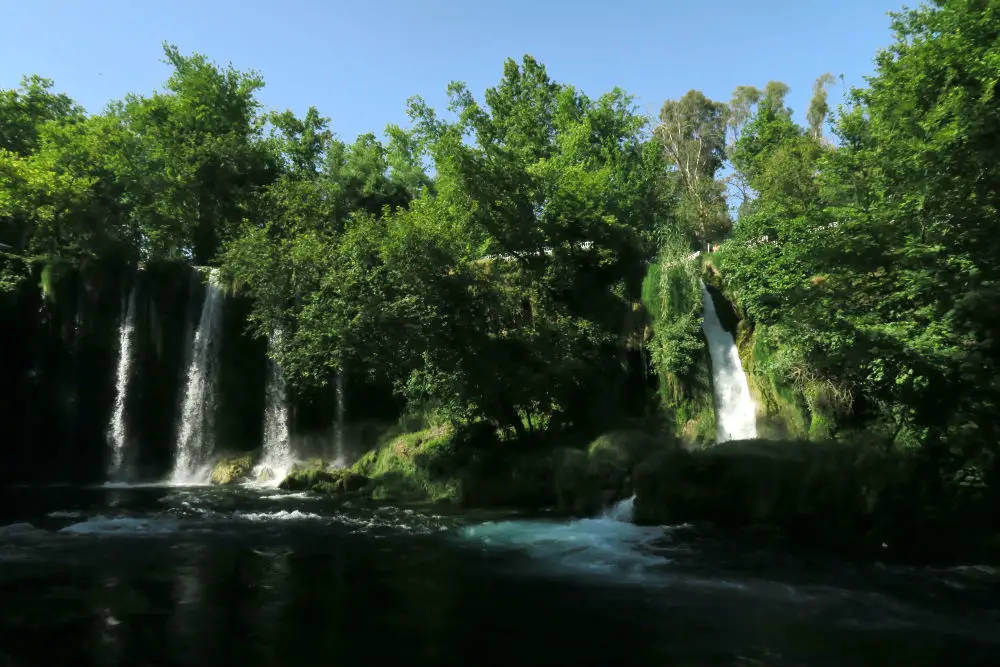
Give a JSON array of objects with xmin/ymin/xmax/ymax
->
[
  {"xmin": 331, "ymin": 368, "xmax": 346, "ymax": 467},
  {"xmin": 170, "ymin": 270, "xmax": 224, "ymax": 483},
  {"xmin": 107, "ymin": 279, "xmax": 139, "ymax": 477},
  {"xmin": 700, "ymin": 281, "xmax": 757, "ymax": 443},
  {"xmin": 257, "ymin": 346, "xmax": 292, "ymax": 483}
]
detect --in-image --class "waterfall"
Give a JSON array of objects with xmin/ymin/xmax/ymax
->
[
  {"xmin": 700, "ymin": 281, "xmax": 757, "ymax": 443},
  {"xmin": 107, "ymin": 279, "xmax": 138, "ymax": 478},
  {"xmin": 170, "ymin": 270, "xmax": 224, "ymax": 484},
  {"xmin": 257, "ymin": 341, "xmax": 292, "ymax": 483},
  {"xmin": 331, "ymin": 368, "xmax": 346, "ymax": 467}
]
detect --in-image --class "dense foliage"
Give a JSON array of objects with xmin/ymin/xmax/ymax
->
[
  {"xmin": 2, "ymin": 1, "xmax": 998, "ymax": 538},
  {"xmin": 0, "ymin": 47, "xmax": 672, "ymax": 438},
  {"xmin": 714, "ymin": 0, "xmax": 1000, "ymax": 510}
]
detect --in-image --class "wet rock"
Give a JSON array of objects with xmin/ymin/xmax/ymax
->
[
  {"xmin": 210, "ymin": 453, "xmax": 256, "ymax": 485},
  {"xmin": 279, "ymin": 467, "xmax": 370, "ymax": 495}
]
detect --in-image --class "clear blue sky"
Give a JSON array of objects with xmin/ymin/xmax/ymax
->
[{"xmin": 1, "ymin": 0, "xmax": 902, "ymax": 142}]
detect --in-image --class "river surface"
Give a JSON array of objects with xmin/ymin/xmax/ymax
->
[{"xmin": 1, "ymin": 484, "xmax": 998, "ymax": 666}]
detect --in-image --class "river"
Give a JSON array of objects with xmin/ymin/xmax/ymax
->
[{"xmin": 1, "ymin": 484, "xmax": 998, "ymax": 666}]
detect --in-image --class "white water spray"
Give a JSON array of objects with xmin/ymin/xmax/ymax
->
[
  {"xmin": 107, "ymin": 279, "xmax": 138, "ymax": 478},
  {"xmin": 170, "ymin": 270, "xmax": 224, "ymax": 484},
  {"xmin": 257, "ymin": 343, "xmax": 292, "ymax": 484},
  {"xmin": 331, "ymin": 367, "xmax": 347, "ymax": 467},
  {"xmin": 700, "ymin": 281, "xmax": 757, "ymax": 442}
]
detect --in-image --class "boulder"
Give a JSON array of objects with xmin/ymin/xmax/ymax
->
[
  {"xmin": 279, "ymin": 467, "xmax": 370, "ymax": 495},
  {"xmin": 210, "ymin": 453, "xmax": 256, "ymax": 485}
]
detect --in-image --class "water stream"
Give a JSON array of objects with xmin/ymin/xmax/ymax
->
[
  {"xmin": 331, "ymin": 367, "xmax": 346, "ymax": 467},
  {"xmin": 170, "ymin": 270, "xmax": 224, "ymax": 484},
  {"xmin": 257, "ymin": 352, "xmax": 292, "ymax": 484},
  {"xmin": 700, "ymin": 281, "xmax": 757, "ymax": 442},
  {"xmin": 1, "ymin": 485, "xmax": 997, "ymax": 666},
  {"xmin": 106, "ymin": 279, "xmax": 138, "ymax": 479}
]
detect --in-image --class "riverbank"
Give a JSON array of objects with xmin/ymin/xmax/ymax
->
[
  {"xmin": 210, "ymin": 427, "xmax": 1000, "ymax": 567},
  {"xmin": 633, "ymin": 438, "xmax": 1000, "ymax": 566},
  {"xmin": 273, "ymin": 423, "xmax": 669, "ymax": 515}
]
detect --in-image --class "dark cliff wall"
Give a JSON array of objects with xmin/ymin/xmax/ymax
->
[{"xmin": 0, "ymin": 262, "xmax": 401, "ymax": 484}]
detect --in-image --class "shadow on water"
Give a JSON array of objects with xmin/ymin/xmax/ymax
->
[{"xmin": 1, "ymin": 485, "xmax": 999, "ymax": 667}]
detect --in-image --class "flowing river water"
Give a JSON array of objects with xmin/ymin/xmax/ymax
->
[{"xmin": 1, "ymin": 484, "xmax": 998, "ymax": 666}]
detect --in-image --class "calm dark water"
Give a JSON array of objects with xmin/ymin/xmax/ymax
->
[{"xmin": 1, "ymin": 484, "xmax": 998, "ymax": 667}]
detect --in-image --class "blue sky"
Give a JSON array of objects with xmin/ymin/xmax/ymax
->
[{"xmin": 2, "ymin": 0, "xmax": 902, "ymax": 142}]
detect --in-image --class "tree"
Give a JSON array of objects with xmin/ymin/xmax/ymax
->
[
  {"xmin": 117, "ymin": 43, "xmax": 277, "ymax": 263},
  {"xmin": 806, "ymin": 73, "xmax": 837, "ymax": 141},
  {"xmin": 224, "ymin": 55, "xmax": 671, "ymax": 436},
  {"xmin": 0, "ymin": 75, "xmax": 83, "ymax": 156},
  {"xmin": 654, "ymin": 91, "xmax": 731, "ymax": 246}
]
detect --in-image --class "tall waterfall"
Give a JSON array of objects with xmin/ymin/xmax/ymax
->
[
  {"xmin": 107, "ymin": 279, "xmax": 138, "ymax": 477},
  {"xmin": 170, "ymin": 270, "xmax": 224, "ymax": 484},
  {"xmin": 331, "ymin": 368, "xmax": 347, "ymax": 467},
  {"xmin": 700, "ymin": 281, "xmax": 757, "ymax": 443},
  {"xmin": 258, "ymin": 346, "xmax": 292, "ymax": 483}
]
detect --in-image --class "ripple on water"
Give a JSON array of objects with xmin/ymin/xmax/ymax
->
[
  {"xmin": 232, "ymin": 510, "xmax": 323, "ymax": 522},
  {"xmin": 59, "ymin": 515, "xmax": 181, "ymax": 536}
]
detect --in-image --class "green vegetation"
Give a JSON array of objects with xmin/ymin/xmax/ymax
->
[
  {"xmin": 276, "ymin": 425, "xmax": 671, "ymax": 515},
  {"xmin": 637, "ymin": 0, "xmax": 999, "ymax": 560},
  {"xmin": 4, "ymin": 1, "xmax": 1000, "ymax": 562},
  {"xmin": 279, "ymin": 465, "xmax": 370, "ymax": 495},
  {"xmin": 209, "ymin": 452, "xmax": 257, "ymax": 485},
  {"xmin": 634, "ymin": 438, "xmax": 999, "ymax": 563},
  {"xmin": 642, "ymin": 256, "xmax": 715, "ymax": 445},
  {"xmin": 351, "ymin": 425, "xmax": 464, "ymax": 502}
]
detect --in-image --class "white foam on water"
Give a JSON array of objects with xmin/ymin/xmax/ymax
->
[
  {"xmin": 460, "ymin": 498, "xmax": 672, "ymax": 581},
  {"xmin": 59, "ymin": 515, "xmax": 180, "ymax": 535},
  {"xmin": 232, "ymin": 510, "xmax": 323, "ymax": 522},
  {"xmin": 47, "ymin": 510, "xmax": 84, "ymax": 518},
  {"xmin": 259, "ymin": 492, "xmax": 317, "ymax": 501}
]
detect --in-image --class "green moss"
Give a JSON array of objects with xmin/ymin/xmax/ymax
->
[
  {"xmin": 351, "ymin": 425, "xmax": 463, "ymax": 503},
  {"xmin": 643, "ymin": 258, "xmax": 718, "ymax": 447},
  {"xmin": 279, "ymin": 465, "xmax": 370, "ymax": 495},
  {"xmin": 210, "ymin": 452, "xmax": 257, "ymax": 485},
  {"xmin": 335, "ymin": 422, "xmax": 675, "ymax": 513}
]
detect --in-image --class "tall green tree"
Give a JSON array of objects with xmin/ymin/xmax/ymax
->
[
  {"xmin": 117, "ymin": 43, "xmax": 277, "ymax": 263},
  {"xmin": 0, "ymin": 75, "xmax": 83, "ymax": 156},
  {"xmin": 654, "ymin": 91, "xmax": 730, "ymax": 247}
]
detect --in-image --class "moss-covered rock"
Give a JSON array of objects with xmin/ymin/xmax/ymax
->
[
  {"xmin": 553, "ymin": 430, "xmax": 676, "ymax": 515},
  {"xmin": 278, "ymin": 465, "xmax": 370, "ymax": 495},
  {"xmin": 351, "ymin": 425, "xmax": 463, "ymax": 503},
  {"xmin": 342, "ymin": 423, "xmax": 675, "ymax": 512},
  {"xmin": 629, "ymin": 437, "xmax": 1000, "ymax": 562},
  {"xmin": 209, "ymin": 452, "xmax": 257, "ymax": 485}
]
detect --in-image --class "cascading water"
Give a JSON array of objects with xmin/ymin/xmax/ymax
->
[
  {"xmin": 331, "ymin": 367, "xmax": 347, "ymax": 467},
  {"xmin": 107, "ymin": 279, "xmax": 139, "ymax": 478},
  {"xmin": 170, "ymin": 270, "xmax": 224, "ymax": 484},
  {"xmin": 257, "ymin": 344, "xmax": 292, "ymax": 484},
  {"xmin": 700, "ymin": 281, "xmax": 757, "ymax": 443}
]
